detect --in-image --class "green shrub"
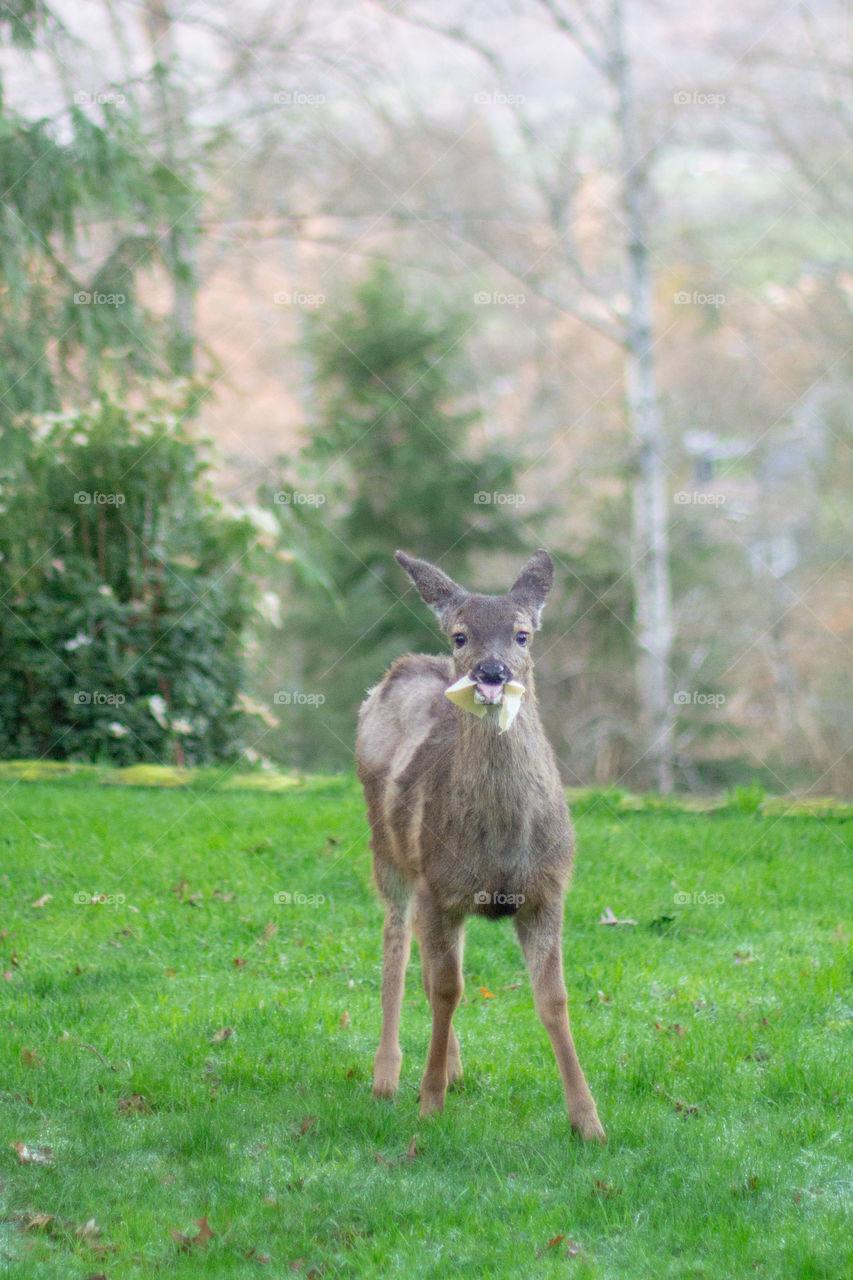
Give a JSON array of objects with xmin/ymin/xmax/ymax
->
[{"xmin": 0, "ymin": 385, "xmax": 261, "ymax": 765}]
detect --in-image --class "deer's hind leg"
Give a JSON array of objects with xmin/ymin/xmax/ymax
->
[
  {"xmin": 515, "ymin": 906, "xmax": 606, "ymax": 1142},
  {"xmin": 413, "ymin": 898, "xmax": 463, "ymax": 1087},
  {"xmin": 372, "ymin": 864, "xmax": 413, "ymax": 1098}
]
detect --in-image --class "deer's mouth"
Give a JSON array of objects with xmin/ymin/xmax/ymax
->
[
  {"xmin": 445, "ymin": 674, "xmax": 526, "ymax": 733},
  {"xmin": 473, "ymin": 680, "xmax": 506, "ymax": 705}
]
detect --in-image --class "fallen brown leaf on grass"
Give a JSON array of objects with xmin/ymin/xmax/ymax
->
[
  {"xmin": 74, "ymin": 1218, "xmax": 100, "ymax": 1240},
  {"xmin": 375, "ymin": 1134, "xmax": 421, "ymax": 1167},
  {"xmin": 734, "ymin": 951, "xmax": 756, "ymax": 964},
  {"xmin": 533, "ymin": 1234, "xmax": 587, "ymax": 1262},
  {"xmin": 480, "ymin": 986, "xmax": 496, "ymax": 998},
  {"xmin": 171, "ymin": 878, "xmax": 202, "ymax": 906},
  {"xmin": 31, "ymin": 894, "xmax": 52, "ymax": 909},
  {"xmin": 24, "ymin": 1212, "xmax": 55, "ymax": 1230},
  {"xmin": 655, "ymin": 1084, "xmax": 699, "ymax": 1116},
  {"xmin": 170, "ymin": 1215, "xmax": 216, "ymax": 1251},
  {"xmin": 246, "ymin": 1247, "xmax": 272, "ymax": 1264},
  {"xmin": 292, "ymin": 1115, "xmax": 317, "ymax": 1137},
  {"xmin": 210, "ymin": 1026, "xmax": 234, "ymax": 1043},
  {"xmin": 193, "ymin": 1215, "xmax": 215, "ymax": 1247},
  {"xmin": 19, "ymin": 1047, "xmax": 43, "ymax": 1068},
  {"xmin": 339, "ymin": 1010, "xmax": 350, "ymax": 1028},
  {"xmin": 535, "ymin": 1234, "xmax": 565, "ymax": 1257},
  {"xmin": 233, "ymin": 957, "xmax": 247, "ymax": 968},
  {"xmin": 12, "ymin": 1141, "xmax": 54, "ymax": 1165},
  {"xmin": 598, "ymin": 906, "xmax": 637, "ymax": 926},
  {"xmin": 117, "ymin": 1094, "xmax": 151, "ymax": 1115},
  {"xmin": 592, "ymin": 1178, "xmax": 622, "ymax": 1199}
]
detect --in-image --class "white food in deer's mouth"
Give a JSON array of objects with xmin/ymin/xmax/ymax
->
[{"xmin": 444, "ymin": 675, "xmax": 526, "ymax": 733}]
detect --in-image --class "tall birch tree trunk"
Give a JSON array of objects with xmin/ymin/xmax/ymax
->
[{"xmin": 609, "ymin": 0, "xmax": 675, "ymax": 790}]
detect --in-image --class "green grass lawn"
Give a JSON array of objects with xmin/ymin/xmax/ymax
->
[{"xmin": 1, "ymin": 771, "xmax": 850, "ymax": 1279}]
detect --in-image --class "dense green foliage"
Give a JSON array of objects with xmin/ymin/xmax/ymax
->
[
  {"xmin": 0, "ymin": 389, "xmax": 258, "ymax": 764},
  {"xmin": 0, "ymin": 775, "xmax": 849, "ymax": 1277}
]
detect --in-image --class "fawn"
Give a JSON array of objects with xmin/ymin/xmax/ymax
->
[{"xmin": 355, "ymin": 549, "xmax": 605, "ymax": 1142}]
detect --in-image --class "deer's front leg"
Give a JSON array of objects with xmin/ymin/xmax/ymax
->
[
  {"xmin": 515, "ymin": 907, "xmax": 606, "ymax": 1142},
  {"xmin": 413, "ymin": 900, "xmax": 463, "ymax": 1087},
  {"xmin": 416, "ymin": 890, "xmax": 464, "ymax": 1117},
  {"xmin": 373, "ymin": 902, "xmax": 412, "ymax": 1097}
]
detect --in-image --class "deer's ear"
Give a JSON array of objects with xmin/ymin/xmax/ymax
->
[
  {"xmin": 395, "ymin": 551, "xmax": 467, "ymax": 625},
  {"xmin": 509, "ymin": 549, "xmax": 554, "ymax": 628}
]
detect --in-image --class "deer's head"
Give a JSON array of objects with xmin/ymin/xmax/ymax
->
[{"xmin": 395, "ymin": 549, "xmax": 554, "ymax": 711}]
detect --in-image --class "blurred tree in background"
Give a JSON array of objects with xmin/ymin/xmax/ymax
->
[
  {"xmin": 0, "ymin": 0, "xmax": 196, "ymax": 459},
  {"xmin": 264, "ymin": 264, "xmax": 527, "ymax": 767}
]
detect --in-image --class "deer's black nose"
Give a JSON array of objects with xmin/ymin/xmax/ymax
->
[{"xmin": 471, "ymin": 658, "xmax": 511, "ymax": 685}]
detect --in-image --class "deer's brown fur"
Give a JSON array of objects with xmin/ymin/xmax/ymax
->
[{"xmin": 355, "ymin": 549, "xmax": 605, "ymax": 1141}]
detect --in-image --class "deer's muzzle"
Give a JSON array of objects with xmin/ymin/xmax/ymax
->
[{"xmin": 471, "ymin": 659, "xmax": 511, "ymax": 703}]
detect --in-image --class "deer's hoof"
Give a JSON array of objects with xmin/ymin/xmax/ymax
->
[
  {"xmin": 372, "ymin": 1078, "xmax": 399, "ymax": 1098},
  {"xmin": 418, "ymin": 1088, "xmax": 446, "ymax": 1118},
  {"xmin": 572, "ymin": 1108, "xmax": 607, "ymax": 1143},
  {"xmin": 373, "ymin": 1050, "xmax": 402, "ymax": 1097}
]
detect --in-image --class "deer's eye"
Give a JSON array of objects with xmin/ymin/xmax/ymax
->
[
  {"xmin": 452, "ymin": 633, "xmax": 467, "ymax": 649},
  {"xmin": 516, "ymin": 631, "xmax": 529, "ymax": 646}
]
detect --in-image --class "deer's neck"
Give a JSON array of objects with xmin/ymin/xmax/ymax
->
[{"xmin": 450, "ymin": 675, "xmax": 548, "ymax": 789}]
